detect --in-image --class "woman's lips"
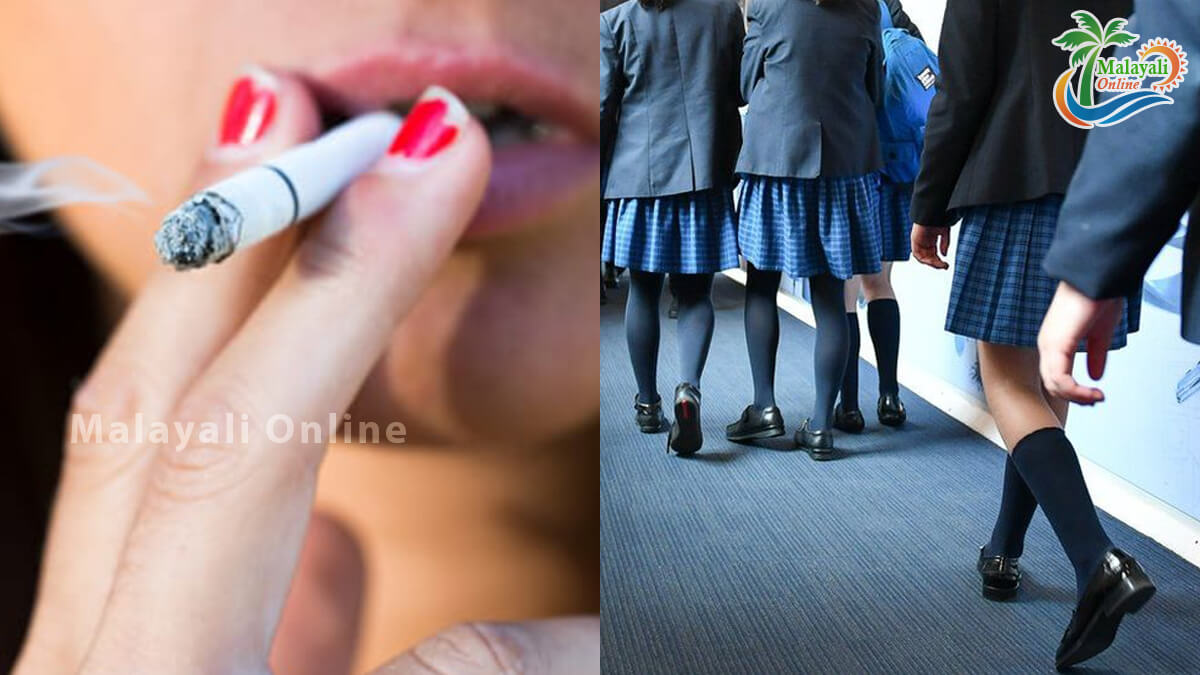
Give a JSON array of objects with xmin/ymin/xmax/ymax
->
[{"xmin": 307, "ymin": 46, "xmax": 598, "ymax": 240}]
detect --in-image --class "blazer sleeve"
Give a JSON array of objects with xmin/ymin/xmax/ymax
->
[
  {"xmin": 909, "ymin": 0, "xmax": 997, "ymax": 227},
  {"xmin": 866, "ymin": 31, "xmax": 883, "ymax": 108},
  {"xmin": 740, "ymin": 0, "xmax": 766, "ymax": 105},
  {"xmin": 885, "ymin": 0, "xmax": 923, "ymax": 41},
  {"xmin": 730, "ymin": 3, "xmax": 748, "ymax": 107},
  {"xmin": 1044, "ymin": 0, "xmax": 1200, "ymax": 299},
  {"xmin": 600, "ymin": 13, "xmax": 624, "ymax": 191}
]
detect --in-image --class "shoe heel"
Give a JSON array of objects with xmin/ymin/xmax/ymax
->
[{"xmin": 1102, "ymin": 571, "xmax": 1156, "ymax": 617}]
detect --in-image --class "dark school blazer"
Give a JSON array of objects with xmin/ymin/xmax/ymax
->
[
  {"xmin": 1045, "ymin": 0, "xmax": 1200, "ymax": 344},
  {"xmin": 737, "ymin": 0, "xmax": 884, "ymax": 179},
  {"xmin": 601, "ymin": 0, "xmax": 746, "ymax": 199},
  {"xmin": 910, "ymin": 0, "xmax": 1132, "ymax": 226}
]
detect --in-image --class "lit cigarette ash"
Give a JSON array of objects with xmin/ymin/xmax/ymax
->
[{"xmin": 154, "ymin": 111, "xmax": 402, "ymax": 271}]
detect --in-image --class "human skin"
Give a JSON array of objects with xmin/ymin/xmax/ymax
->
[{"xmin": 0, "ymin": 1, "xmax": 599, "ymax": 672}]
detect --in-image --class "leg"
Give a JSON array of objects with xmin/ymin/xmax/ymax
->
[
  {"xmin": 862, "ymin": 263, "xmax": 902, "ymax": 398},
  {"xmin": 744, "ymin": 263, "xmax": 782, "ymax": 408},
  {"xmin": 977, "ymin": 342, "xmax": 1113, "ymax": 598},
  {"xmin": 839, "ymin": 277, "xmax": 862, "ymax": 413},
  {"xmin": 673, "ymin": 274, "xmax": 716, "ymax": 388},
  {"xmin": 625, "ymin": 271, "xmax": 665, "ymax": 405},
  {"xmin": 808, "ymin": 274, "xmax": 849, "ymax": 432}
]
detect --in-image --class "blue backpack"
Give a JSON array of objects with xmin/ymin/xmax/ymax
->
[{"xmin": 876, "ymin": 1, "xmax": 939, "ymax": 183}]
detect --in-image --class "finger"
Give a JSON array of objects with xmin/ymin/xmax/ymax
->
[
  {"xmin": 939, "ymin": 229, "xmax": 951, "ymax": 257},
  {"xmin": 83, "ymin": 88, "xmax": 491, "ymax": 672},
  {"xmin": 1041, "ymin": 347, "xmax": 1102, "ymax": 405},
  {"xmin": 1085, "ymin": 301, "xmax": 1121, "ymax": 383},
  {"xmin": 15, "ymin": 67, "xmax": 321, "ymax": 675},
  {"xmin": 370, "ymin": 617, "xmax": 600, "ymax": 675},
  {"xmin": 269, "ymin": 513, "xmax": 365, "ymax": 675}
]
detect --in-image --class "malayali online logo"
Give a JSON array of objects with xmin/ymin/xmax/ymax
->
[{"xmin": 1052, "ymin": 10, "xmax": 1187, "ymax": 129}]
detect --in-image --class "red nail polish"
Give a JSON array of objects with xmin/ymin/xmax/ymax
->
[
  {"xmin": 388, "ymin": 95, "xmax": 461, "ymax": 159},
  {"xmin": 219, "ymin": 73, "xmax": 277, "ymax": 146}
]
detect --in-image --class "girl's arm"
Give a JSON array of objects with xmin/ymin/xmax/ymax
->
[
  {"xmin": 910, "ymin": 0, "xmax": 997, "ymax": 227},
  {"xmin": 600, "ymin": 13, "xmax": 624, "ymax": 191},
  {"xmin": 740, "ymin": 0, "xmax": 766, "ymax": 105}
]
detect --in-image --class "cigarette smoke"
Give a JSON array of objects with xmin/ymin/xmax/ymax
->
[{"xmin": 0, "ymin": 157, "xmax": 148, "ymax": 235}]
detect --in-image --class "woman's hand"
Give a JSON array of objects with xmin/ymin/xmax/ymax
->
[
  {"xmin": 911, "ymin": 223, "xmax": 951, "ymax": 270},
  {"xmin": 9, "ymin": 70, "xmax": 597, "ymax": 675}
]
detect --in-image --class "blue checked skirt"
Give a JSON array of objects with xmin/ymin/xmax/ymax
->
[
  {"xmin": 738, "ymin": 173, "xmax": 882, "ymax": 280},
  {"xmin": 602, "ymin": 188, "xmax": 739, "ymax": 274},
  {"xmin": 879, "ymin": 179, "xmax": 913, "ymax": 262},
  {"xmin": 946, "ymin": 195, "xmax": 1141, "ymax": 349}
]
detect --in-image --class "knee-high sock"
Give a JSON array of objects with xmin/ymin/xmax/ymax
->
[
  {"xmin": 1009, "ymin": 427, "xmax": 1113, "ymax": 599},
  {"xmin": 985, "ymin": 457, "xmax": 1039, "ymax": 558},
  {"xmin": 867, "ymin": 298, "xmax": 901, "ymax": 397},
  {"xmin": 674, "ymin": 273, "xmax": 715, "ymax": 389},
  {"xmin": 809, "ymin": 274, "xmax": 849, "ymax": 432},
  {"xmin": 840, "ymin": 312, "xmax": 861, "ymax": 411},
  {"xmin": 626, "ymin": 271, "xmax": 665, "ymax": 404},
  {"xmin": 745, "ymin": 264, "xmax": 782, "ymax": 408}
]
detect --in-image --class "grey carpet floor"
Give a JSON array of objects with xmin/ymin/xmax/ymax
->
[{"xmin": 601, "ymin": 274, "xmax": 1200, "ymax": 674}]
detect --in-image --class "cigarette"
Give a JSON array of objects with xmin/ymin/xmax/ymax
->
[{"xmin": 155, "ymin": 111, "xmax": 403, "ymax": 270}]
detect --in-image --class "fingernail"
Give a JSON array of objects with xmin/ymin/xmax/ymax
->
[
  {"xmin": 218, "ymin": 67, "xmax": 278, "ymax": 146},
  {"xmin": 386, "ymin": 86, "xmax": 467, "ymax": 161}
]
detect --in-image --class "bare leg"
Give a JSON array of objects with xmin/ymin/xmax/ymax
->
[
  {"xmin": 978, "ymin": 342, "xmax": 1112, "ymax": 597},
  {"xmin": 843, "ymin": 276, "xmax": 862, "ymax": 312},
  {"xmin": 976, "ymin": 343, "xmax": 1061, "ymax": 451},
  {"xmin": 860, "ymin": 262, "xmax": 895, "ymax": 302}
]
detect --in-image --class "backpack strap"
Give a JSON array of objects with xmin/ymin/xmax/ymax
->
[{"xmin": 878, "ymin": 0, "xmax": 894, "ymax": 31}]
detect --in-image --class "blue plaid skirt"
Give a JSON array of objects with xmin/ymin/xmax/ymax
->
[
  {"xmin": 879, "ymin": 179, "xmax": 913, "ymax": 262},
  {"xmin": 946, "ymin": 195, "xmax": 1141, "ymax": 349},
  {"xmin": 738, "ymin": 173, "xmax": 882, "ymax": 280},
  {"xmin": 602, "ymin": 188, "xmax": 739, "ymax": 274}
]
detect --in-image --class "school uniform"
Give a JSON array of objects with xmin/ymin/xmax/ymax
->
[
  {"xmin": 912, "ymin": 0, "xmax": 1136, "ymax": 349},
  {"xmin": 876, "ymin": 0, "xmax": 925, "ymax": 263},
  {"xmin": 600, "ymin": 0, "xmax": 744, "ymax": 275},
  {"xmin": 1045, "ymin": 0, "xmax": 1200, "ymax": 345},
  {"xmin": 737, "ymin": 0, "xmax": 884, "ymax": 281}
]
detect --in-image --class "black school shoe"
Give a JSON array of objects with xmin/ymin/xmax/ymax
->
[
  {"xmin": 877, "ymin": 393, "xmax": 907, "ymax": 427},
  {"xmin": 1055, "ymin": 548, "xmax": 1156, "ymax": 671},
  {"xmin": 833, "ymin": 403, "xmax": 865, "ymax": 434},
  {"xmin": 795, "ymin": 420, "xmax": 835, "ymax": 461},
  {"xmin": 977, "ymin": 546, "xmax": 1022, "ymax": 601},
  {"xmin": 634, "ymin": 395, "xmax": 669, "ymax": 434},
  {"xmin": 668, "ymin": 383, "xmax": 703, "ymax": 456},
  {"xmin": 725, "ymin": 405, "xmax": 786, "ymax": 442}
]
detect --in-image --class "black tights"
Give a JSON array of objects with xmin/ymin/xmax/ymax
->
[
  {"xmin": 626, "ymin": 271, "xmax": 715, "ymax": 403},
  {"xmin": 743, "ymin": 265, "xmax": 848, "ymax": 430}
]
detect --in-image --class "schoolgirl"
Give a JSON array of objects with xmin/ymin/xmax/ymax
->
[
  {"xmin": 726, "ymin": 0, "xmax": 884, "ymax": 460},
  {"xmin": 910, "ymin": 0, "xmax": 1153, "ymax": 668},
  {"xmin": 601, "ymin": 0, "xmax": 745, "ymax": 455},
  {"xmin": 835, "ymin": 0, "xmax": 925, "ymax": 433}
]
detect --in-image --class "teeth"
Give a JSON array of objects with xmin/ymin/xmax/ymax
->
[
  {"xmin": 376, "ymin": 99, "xmax": 558, "ymax": 145},
  {"xmin": 464, "ymin": 102, "xmax": 501, "ymax": 119}
]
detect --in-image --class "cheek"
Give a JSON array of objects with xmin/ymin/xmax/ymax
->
[{"xmin": 355, "ymin": 205, "xmax": 600, "ymax": 446}]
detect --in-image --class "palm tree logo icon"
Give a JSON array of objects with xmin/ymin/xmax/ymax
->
[
  {"xmin": 1052, "ymin": 11, "xmax": 1140, "ymax": 107},
  {"xmin": 1050, "ymin": 10, "xmax": 1185, "ymax": 128}
]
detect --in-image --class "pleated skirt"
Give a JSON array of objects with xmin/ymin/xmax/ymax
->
[
  {"xmin": 602, "ymin": 188, "xmax": 740, "ymax": 274},
  {"xmin": 879, "ymin": 178, "xmax": 914, "ymax": 262},
  {"xmin": 946, "ymin": 195, "xmax": 1141, "ymax": 349},
  {"xmin": 738, "ymin": 173, "xmax": 882, "ymax": 280}
]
